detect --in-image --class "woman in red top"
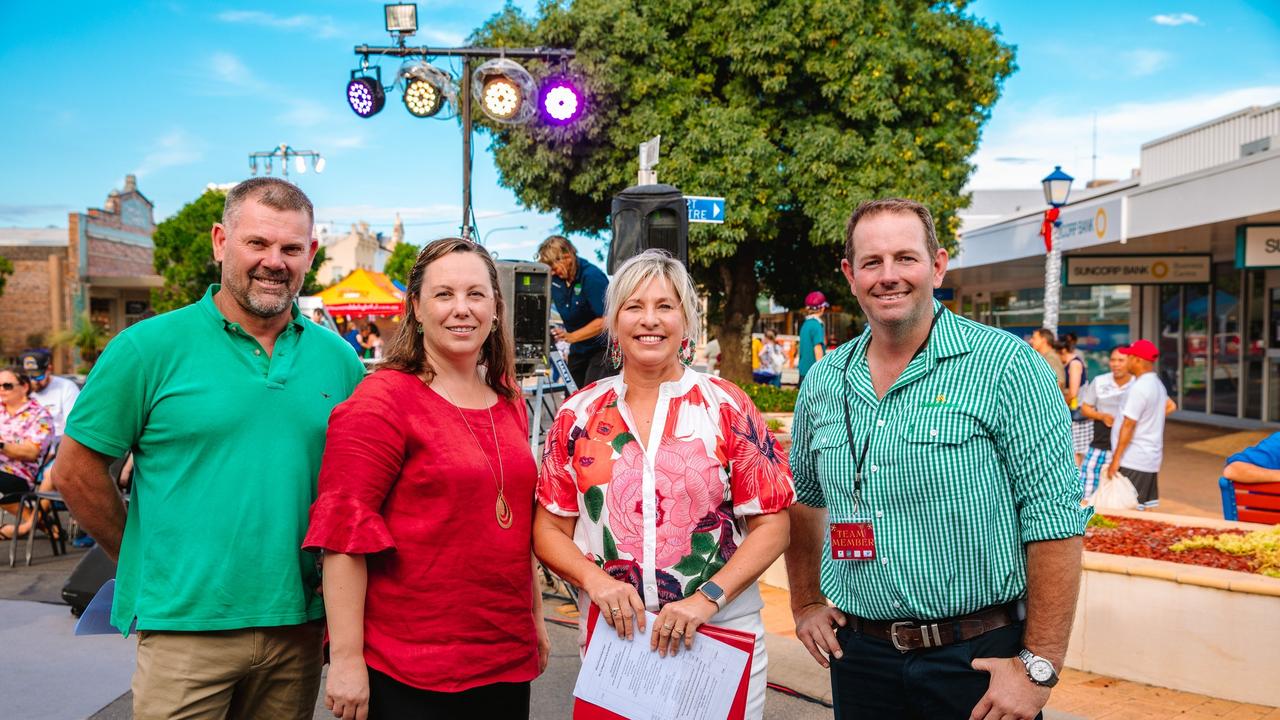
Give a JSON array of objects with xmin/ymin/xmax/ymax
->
[{"xmin": 305, "ymin": 238, "xmax": 549, "ymax": 720}]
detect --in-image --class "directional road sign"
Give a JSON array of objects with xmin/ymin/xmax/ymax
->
[{"xmin": 685, "ymin": 196, "xmax": 725, "ymax": 224}]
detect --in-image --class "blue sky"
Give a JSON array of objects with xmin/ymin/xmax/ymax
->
[{"xmin": 1, "ymin": 1, "xmax": 1277, "ymax": 264}]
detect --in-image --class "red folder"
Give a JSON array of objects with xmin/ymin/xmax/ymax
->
[{"xmin": 573, "ymin": 603, "xmax": 755, "ymax": 720}]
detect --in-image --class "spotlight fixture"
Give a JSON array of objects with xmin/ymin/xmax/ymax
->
[
  {"xmin": 249, "ymin": 157, "xmax": 257, "ymax": 175},
  {"xmin": 538, "ymin": 77, "xmax": 584, "ymax": 125},
  {"xmin": 295, "ymin": 156, "xmax": 307, "ymax": 174},
  {"xmin": 384, "ymin": 3, "xmax": 418, "ymax": 35},
  {"xmin": 347, "ymin": 65, "xmax": 385, "ymax": 119},
  {"xmin": 315, "ymin": 157, "xmax": 326, "ymax": 173},
  {"xmin": 400, "ymin": 61, "xmax": 455, "ymax": 118},
  {"xmin": 471, "ymin": 58, "xmax": 536, "ymax": 124}
]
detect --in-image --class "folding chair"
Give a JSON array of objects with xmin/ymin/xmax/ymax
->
[{"xmin": 6, "ymin": 439, "xmax": 62, "ymax": 567}]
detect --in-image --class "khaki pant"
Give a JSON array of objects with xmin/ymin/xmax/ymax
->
[{"xmin": 132, "ymin": 621, "xmax": 323, "ymax": 720}]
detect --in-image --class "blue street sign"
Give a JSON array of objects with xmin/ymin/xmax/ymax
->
[{"xmin": 685, "ymin": 195, "xmax": 726, "ymax": 224}]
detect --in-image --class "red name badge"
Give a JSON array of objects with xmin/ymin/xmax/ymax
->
[{"xmin": 830, "ymin": 521, "xmax": 876, "ymax": 561}]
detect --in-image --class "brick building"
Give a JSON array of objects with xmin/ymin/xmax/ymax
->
[{"xmin": 0, "ymin": 175, "xmax": 161, "ymax": 368}]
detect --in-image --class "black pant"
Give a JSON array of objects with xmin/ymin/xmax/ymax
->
[
  {"xmin": 367, "ymin": 668, "xmax": 530, "ymax": 720},
  {"xmin": 830, "ymin": 621, "xmax": 1040, "ymax": 720},
  {"xmin": 566, "ymin": 345, "xmax": 616, "ymax": 390}
]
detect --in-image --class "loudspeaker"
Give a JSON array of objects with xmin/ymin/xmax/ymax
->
[
  {"xmin": 496, "ymin": 260, "xmax": 551, "ymax": 378},
  {"xmin": 62, "ymin": 545, "xmax": 117, "ymax": 617},
  {"xmin": 608, "ymin": 184, "xmax": 688, "ymax": 273}
]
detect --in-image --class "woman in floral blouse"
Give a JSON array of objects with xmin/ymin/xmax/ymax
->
[
  {"xmin": 1, "ymin": 366, "xmax": 55, "ymax": 539},
  {"xmin": 536, "ymin": 250, "xmax": 795, "ymax": 719}
]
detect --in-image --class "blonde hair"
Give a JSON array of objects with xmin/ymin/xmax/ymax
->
[
  {"xmin": 536, "ymin": 235, "xmax": 576, "ymax": 265},
  {"xmin": 605, "ymin": 250, "xmax": 700, "ymax": 340}
]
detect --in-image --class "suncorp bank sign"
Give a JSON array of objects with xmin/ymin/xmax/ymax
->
[{"xmin": 1065, "ymin": 255, "xmax": 1211, "ymax": 285}]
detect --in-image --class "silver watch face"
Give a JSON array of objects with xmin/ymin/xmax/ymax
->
[{"xmin": 1028, "ymin": 659, "xmax": 1054, "ymax": 683}]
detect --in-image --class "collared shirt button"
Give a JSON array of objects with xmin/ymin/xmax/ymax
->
[
  {"xmin": 881, "ymin": 557, "xmax": 889, "ymax": 565},
  {"xmin": 253, "ymin": 349, "xmax": 261, "ymax": 356},
  {"xmin": 894, "ymin": 601, "xmax": 901, "ymax": 608},
  {"xmin": 875, "ymin": 510, "xmax": 884, "ymax": 518},
  {"xmin": 929, "ymin": 428, "xmax": 939, "ymax": 437},
  {"xmin": 876, "ymin": 419, "xmax": 886, "ymax": 427},
  {"xmin": 870, "ymin": 465, "xmax": 878, "ymax": 473}
]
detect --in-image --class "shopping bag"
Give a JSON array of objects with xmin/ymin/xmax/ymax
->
[{"xmin": 1090, "ymin": 470, "xmax": 1140, "ymax": 510}]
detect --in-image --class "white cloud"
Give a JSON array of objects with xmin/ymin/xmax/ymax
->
[
  {"xmin": 207, "ymin": 52, "xmax": 270, "ymax": 93},
  {"xmin": 134, "ymin": 129, "xmax": 205, "ymax": 178},
  {"xmin": 278, "ymin": 99, "xmax": 336, "ymax": 128},
  {"xmin": 217, "ymin": 10, "xmax": 342, "ymax": 39},
  {"xmin": 970, "ymin": 85, "xmax": 1280, "ymax": 188},
  {"xmin": 1152, "ymin": 13, "xmax": 1202, "ymax": 27},
  {"xmin": 1126, "ymin": 49, "xmax": 1171, "ymax": 77}
]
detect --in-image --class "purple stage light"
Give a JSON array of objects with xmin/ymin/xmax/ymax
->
[
  {"xmin": 347, "ymin": 77, "xmax": 385, "ymax": 118},
  {"xmin": 539, "ymin": 79, "xmax": 583, "ymax": 125}
]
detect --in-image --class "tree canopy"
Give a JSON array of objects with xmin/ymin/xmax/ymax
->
[
  {"xmin": 0, "ymin": 254, "xmax": 12, "ymax": 298},
  {"xmin": 152, "ymin": 189, "xmax": 328, "ymax": 312},
  {"xmin": 384, "ymin": 241, "xmax": 421, "ymax": 287},
  {"xmin": 472, "ymin": 0, "xmax": 1014, "ymax": 380}
]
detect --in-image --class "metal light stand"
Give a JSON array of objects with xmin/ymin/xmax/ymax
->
[
  {"xmin": 352, "ymin": 44, "xmax": 576, "ymax": 240},
  {"xmin": 249, "ymin": 143, "xmax": 324, "ymax": 177}
]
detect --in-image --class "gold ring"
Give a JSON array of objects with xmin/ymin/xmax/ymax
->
[
  {"xmin": 672, "ymin": 629, "xmax": 684, "ymax": 637},
  {"xmin": 662, "ymin": 623, "xmax": 674, "ymax": 631}
]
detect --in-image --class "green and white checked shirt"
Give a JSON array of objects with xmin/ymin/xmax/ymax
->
[{"xmin": 792, "ymin": 302, "xmax": 1089, "ymax": 622}]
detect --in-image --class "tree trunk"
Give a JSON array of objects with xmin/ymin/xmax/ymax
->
[{"xmin": 714, "ymin": 251, "xmax": 758, "ymax": 384}]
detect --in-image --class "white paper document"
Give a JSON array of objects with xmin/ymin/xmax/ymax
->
[{"xmin": 572, "ymin": 610, "xmax": 750, "ymax": 720}]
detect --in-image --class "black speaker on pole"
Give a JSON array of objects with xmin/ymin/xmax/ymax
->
[{"xmin": 608, "ymin": 184, "xmax": 688, "ymax": 273}]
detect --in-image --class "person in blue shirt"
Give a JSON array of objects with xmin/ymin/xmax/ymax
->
[
  {"xmin": 538, "ymin": 235, "xmax": 616, "ymax": 389},
  {"xmin": 797, "ymin": 291, "xmax": 828, "ymax": 385},
  {"xmin": 1224, "ymin": 432, "xmax": 1280, "ymax": 484}
]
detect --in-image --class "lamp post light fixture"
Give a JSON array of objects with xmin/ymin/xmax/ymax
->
[
  {"xmin": 249, "ymin": 144, "xmax": 326, "ymax": 178},
  {"xmin": 1040, "ymin": 165, "xmax": 1074, "ymax": 335},
  {"xmin": 481, "ymin": 224, "xmax": 529, "ymax": 247}
]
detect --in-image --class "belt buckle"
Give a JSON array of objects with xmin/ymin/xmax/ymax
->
[{"xmin": 890, "ymin": 621, "xmax": 914, "ymax": 652}]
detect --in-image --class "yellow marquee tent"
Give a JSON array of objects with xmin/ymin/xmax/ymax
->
[{"xmin": 315, "ymin": 268, "xmax": 404, "ymax": 316}]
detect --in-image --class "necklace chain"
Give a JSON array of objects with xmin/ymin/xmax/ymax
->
[{"xmin": 435, "ymin": 379, "xmax": 512, "ymax": 529}]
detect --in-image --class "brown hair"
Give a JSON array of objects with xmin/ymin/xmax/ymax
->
[
  {"xmin": 379, "ymin": 238, "xmax": 518, "ymax": 402},
  {"xmin": 844, "ymin": 198, "xmax": 939, "ymax": 263},
  {"xmin": 222, "ymin": 177, "xmax": 315, "ymax": 230},
  {"xmin": 1, "ymin": 367, "xmax": 31, "ymax": 397}
]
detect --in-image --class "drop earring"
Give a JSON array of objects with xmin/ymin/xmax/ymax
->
[
  {"xmin": 678, "ymin": 337, "xmax": 694, "ymax": 366},
  {"xmin": 608, "ymin": 338, "xmax": 623, "ymax": 369}
]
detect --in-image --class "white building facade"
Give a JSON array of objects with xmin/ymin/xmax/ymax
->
[{"xmin": 947, "ymin": 103, "xmax": 1280, "ymax": 427}]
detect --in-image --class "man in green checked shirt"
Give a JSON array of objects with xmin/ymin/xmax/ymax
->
[{"xmin": 784, "ymin": 199, "xmax": 1088, "ymax": 720}]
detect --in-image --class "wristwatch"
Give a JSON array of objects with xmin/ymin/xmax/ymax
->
[
  {"xmin": 698, "ymin": 581, "xmax": 727, "ymax": 610},
  {"xmin": 1018, "ymin": 649, "xmax": 1060, "ymax": 688}
]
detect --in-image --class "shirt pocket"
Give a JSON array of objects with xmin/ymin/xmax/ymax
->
[
  {"xmin": 810, "ymin": 421, "xmax": 853, "ymax": 491},
  {"xmin": 895, "ymin": 412, "xmax": 990, "ymax": 502}
]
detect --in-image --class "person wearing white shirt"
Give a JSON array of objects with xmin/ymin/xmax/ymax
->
[
  {"xmin": 753, "ymin": 330, "xmax": 785, "ymax": 387},
  {"xmin": 21, "ymin": 350, "xmax": 80, "ymax": 438},
  {"xmin": 1106, "ymin": 340, "xmax": 1169, "ymax": 510},
  {"xmin": 1077, "ymin": 348, "xmax": 1133, "ymax": 500}
]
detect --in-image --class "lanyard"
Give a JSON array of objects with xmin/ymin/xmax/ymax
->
[{"xmin": 840, "ymin": 306, "xmax": 944, "ymax": 505}]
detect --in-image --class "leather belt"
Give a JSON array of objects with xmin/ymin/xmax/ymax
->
[{"xmin": 846, "ymin": 602, "xmax": 1019, "ymax": 653}]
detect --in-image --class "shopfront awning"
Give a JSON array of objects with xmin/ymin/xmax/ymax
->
[{"xmin": 316, "ymin": 268, "xmax": 405, "ymax": 317}]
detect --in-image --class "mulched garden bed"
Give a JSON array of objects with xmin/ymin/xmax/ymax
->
[{"xmin": 1084, "ymin": 516, "xmax": 1255, "ymax": 573}]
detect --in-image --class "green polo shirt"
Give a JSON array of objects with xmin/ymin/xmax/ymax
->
[
  {"xmin": 791, "ymin": 302, "xmax": 1089, "ymax": 621},
  {"xmin": 65, "ymin": 285, "xmax": 366, "ymax": 635}
]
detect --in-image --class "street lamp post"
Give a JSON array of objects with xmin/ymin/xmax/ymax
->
[
  {"xmin": 249, "ymin": 144, "xmax": 325, "ymax": 177},
  {"xmin": 1040, "ymin": 166, "xmax": 1074, "ymax": 334},
  {"xmin": 482, "ymin": 224, "xmax": 529, "ymax": 247}
]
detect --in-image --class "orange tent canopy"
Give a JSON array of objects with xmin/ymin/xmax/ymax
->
[{"xmin": 316, "ymin": 268, "xmax": 405, "ymax": 316}]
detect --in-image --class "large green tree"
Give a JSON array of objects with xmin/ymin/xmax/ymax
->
[
  {"xmin": 472, "ymin": 0, "xmax": 1014, "ymax": 381},
  {"xmin": 384, "ymin": 241, "xmax": 421, "ymax": 287},
  {"xmin": 152, "ymin": 189, "xmax": 329, "ymax": 312}
]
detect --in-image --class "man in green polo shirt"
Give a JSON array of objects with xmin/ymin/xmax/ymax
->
[
  {"xmin": 784, "ymin": 198, "xmax": 1088, "ymax": 720},
  {"xmin": 57, "ymin": 178, "xmax": 365, "ymax": 720}
]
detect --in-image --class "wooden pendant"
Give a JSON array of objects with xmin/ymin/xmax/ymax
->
[{"xmin": 496, "ymin": 491, "xmax": 513, "ymax": 529}]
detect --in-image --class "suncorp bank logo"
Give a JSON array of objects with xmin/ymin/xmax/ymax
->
[
  {"xmin": 1150, "ymin": 261, "xmax": 1169, "ymax": 279},
  {"xmin": 1095, "ymin": 208, "xmax": 1108, "ymax": 239}
]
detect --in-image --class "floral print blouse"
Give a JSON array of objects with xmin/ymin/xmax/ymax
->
[
  {"xmin": 1, "ymin": 399, "xmax": 54, "ymax": 487},
  {"xmin": 538, "ymin": 368, "xmax": 794, "ymax": 620}
]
